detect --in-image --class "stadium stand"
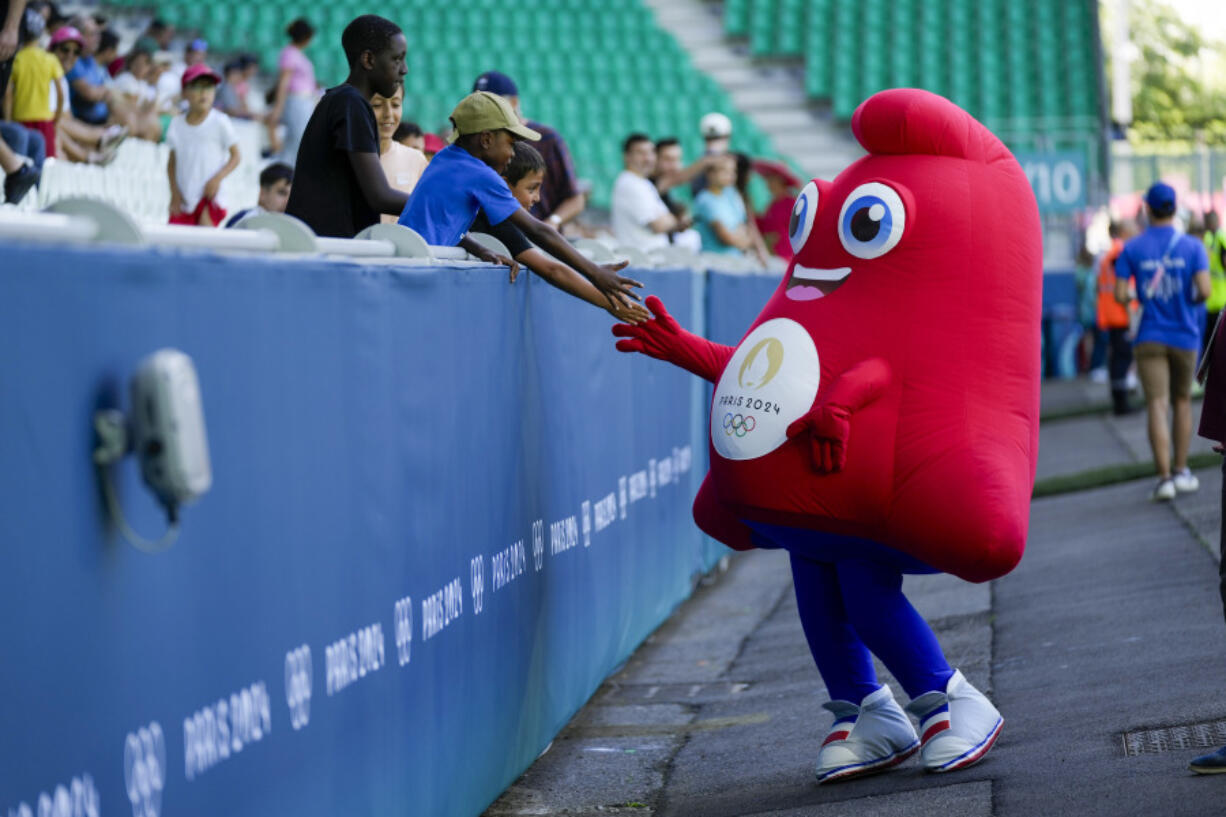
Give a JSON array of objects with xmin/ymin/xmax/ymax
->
[
  {"xmin": 728, "ymin": 0, "xmax": 1103, "ymax": 140},
  {"xmin": 11, "ymin": 118, "xmax": 264, "ymax": 226},
  {"xmin": 718, "ymin": 0, "xmax": 1106, "ymax": 208},
  {"xmin": 100, "ymin": 0, "xmax": 789, "ymax": 210}
]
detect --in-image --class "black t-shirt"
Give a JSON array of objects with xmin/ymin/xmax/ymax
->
[
  {"xmin": 0, "ymin": 1, "xmax": 11, "ymax": 78},
  {"xmin": 285, "ymin": 84, "xmax": 381, "ymax": 238},
  {"xmin": 471, "ymin": 210, "xmax": 532, "ymax": 258}
]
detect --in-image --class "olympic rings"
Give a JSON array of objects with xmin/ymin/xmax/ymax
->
[{"xmin": 722, "ymin": 413, "xmax": 756, "ymax": 437}]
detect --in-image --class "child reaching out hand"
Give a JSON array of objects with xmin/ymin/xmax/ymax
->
[{"xmin": 472, "ymin": 142, "xmax": 650, "ymax": 324}]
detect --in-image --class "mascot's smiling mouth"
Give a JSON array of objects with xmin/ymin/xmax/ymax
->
[{"xmin": 786, "ymin": 264, "xmax": 851, "ymax": 301}]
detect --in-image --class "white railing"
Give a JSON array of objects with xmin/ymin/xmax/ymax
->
[
  {"xmin": 1, "ymin": 194, "xmax": 778, "ymax": 273},
  {"xmin": 0, "ymin": 198, "xmax": 500, "ymax": 264},
  {"xmin": 13, "ymin": 122, "xmax": 265, "ymax": 227}
]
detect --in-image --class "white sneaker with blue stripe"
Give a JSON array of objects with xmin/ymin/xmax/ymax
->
[
  {"xmin": 905, "ymin": 669, "xmax": 1003, "ymax": 773},
  {"xmin": 815, "ymin": 684, "xmax": 919, "ymax": 784}
]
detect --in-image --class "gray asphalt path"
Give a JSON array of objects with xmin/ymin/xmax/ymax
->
[
  {"xmin": 992, "ymin": 476, "xmax": 1226, "ymax": 817},
  {"xmin": 484, "ymin": 381, "xmax": 1226, "ymax": 817}
]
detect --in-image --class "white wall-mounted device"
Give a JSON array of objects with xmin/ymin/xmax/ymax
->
[{"xmin": 94, "ymin": 349, "xmax": 211, "ymax": 551}]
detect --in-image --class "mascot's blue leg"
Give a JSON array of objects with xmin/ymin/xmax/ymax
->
[
  {"xmin": 834, "ymin": 559, "xmax": 954, "ymax": 701},
  {"xmin": 789, "ymin": 551, "xmax": 880, "ymax": 704}
]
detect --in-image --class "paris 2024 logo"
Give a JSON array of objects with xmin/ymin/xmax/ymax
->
[{"xmin": 711, "ymin": 318, "xmax": 820, "ymax": 461}]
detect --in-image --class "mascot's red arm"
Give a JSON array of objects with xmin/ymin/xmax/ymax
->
[
  {"xmin": 612, "ymin": 295, "xmax": 735, "ymax": 383},
  {"xmin": 786, "ymin": 358, "xmax": 891, "ymax": 473}
]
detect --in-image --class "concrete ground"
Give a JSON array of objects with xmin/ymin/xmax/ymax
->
[{"xmin": 484, "ymin": 377, "xmax": 1226, "ymax": 817}]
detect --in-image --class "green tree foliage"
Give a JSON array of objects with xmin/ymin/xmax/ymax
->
[{"xmin": 1124, "ymin": 0, "xmax": 1226, "ymax": 145}]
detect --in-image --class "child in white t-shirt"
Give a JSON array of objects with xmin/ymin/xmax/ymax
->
[{"xmin": 166, "ymin": 65, "xmax": 240, "ymax": 226}]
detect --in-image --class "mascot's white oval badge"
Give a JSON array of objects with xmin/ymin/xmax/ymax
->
[{"xmin": 712, "ymin": 318, "xmax": 820, "ymax": 461}]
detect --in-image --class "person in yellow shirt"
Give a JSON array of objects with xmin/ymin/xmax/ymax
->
[{"xmin": 3, "ymin": 8, "xmax": 62, "ymax": 157}]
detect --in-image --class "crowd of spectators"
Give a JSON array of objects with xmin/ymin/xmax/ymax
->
[
  {"xmin": 609, "ymin": 118, "xmax": 796, "ymax": 262},
  {"xmin": 0, "ymin": 1, "xmax": 801, "ymax": 286},
  {"xmin": 0, "ymin": 1, "xmax": 280, "ymax": 206}
]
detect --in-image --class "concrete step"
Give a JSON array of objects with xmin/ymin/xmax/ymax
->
[
  {"xmin": 747, "ymin": 108, "xmax": 824, "ymax": 130},
  {"xmin": 705, "ymin": 65, "xmax": 761, "ymax": 88},
  {"xmin": 644, "ymin": 0, "xmax": 858, "ymax": 184},
  {"xmin": 727, "ymin": 86, "xmax": 810, "ymax": 110}
]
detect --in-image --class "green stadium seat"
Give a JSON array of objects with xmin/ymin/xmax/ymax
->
[
  {"xmin": 725, "ymin": 0, "xmax": 750, "ymax": 37},
  {"xmin": 749, "ymin": 0, "xmax": 778, "ymax": 56},
  {"xmin": 776, "ymin": 0, "xmax": 805, "ymax": 55}
]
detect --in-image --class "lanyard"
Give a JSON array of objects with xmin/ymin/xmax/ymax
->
[{"xmin": 1146, "ymin": 230, "xmax": 1184, "ymax": 299}]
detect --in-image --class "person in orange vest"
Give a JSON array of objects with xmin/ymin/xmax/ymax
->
[{"xmin": 1098, "ymin": 218, "xmax": 1139, "ymax": 414}]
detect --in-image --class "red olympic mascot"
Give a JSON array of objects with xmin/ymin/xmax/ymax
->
[{"xmin": 614, "ymin": 88, "xmax": 1041, "ymax": 782}]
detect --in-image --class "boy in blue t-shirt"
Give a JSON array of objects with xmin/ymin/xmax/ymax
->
[
  {"xmin": 400, "ymin": 91, "xmax": 641, "ymax": 312},
  {"xmin": 1115, "ymin": 181, "xmax": 1211, "ymax": 500}
]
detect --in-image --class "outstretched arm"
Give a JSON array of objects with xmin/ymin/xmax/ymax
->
[
  {"xmin": 612, "ymin": 295, "xmax": 735, "ymax": 383},
  {"xmin": 520, "ymin": 247, "xmax": 650, "ymax": 323},
  {"xmin": 786, "ymin": 357, "xmax": 891, "ymax": 473},
  {"xmin": 509, "ymin": 208, "xmax": 643, "ymax": 311}
]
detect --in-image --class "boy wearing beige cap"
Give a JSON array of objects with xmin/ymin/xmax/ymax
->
[{"xmin": 400, "ymin": 91, "xmax": 641, "ymax": 311}]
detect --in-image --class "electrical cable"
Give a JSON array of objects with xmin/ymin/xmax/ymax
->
[
  {"xmin": 93, "ymin": 412, "xmax": 179, "ymax": 552},
  {"xmin": 96, "ymin": 463, "xmax": 180, "ymax": 552}
]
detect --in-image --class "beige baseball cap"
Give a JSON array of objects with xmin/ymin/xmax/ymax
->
[{"xmin": 448, "ymin": 91, "xmax": 541, "ymax": 142}]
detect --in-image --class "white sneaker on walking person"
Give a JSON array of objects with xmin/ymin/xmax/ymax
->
[
  {"xmin": 1151, "ymin": 477, "xmax": 1177, "ymax": 501},
  {"xmin": 1173, "ymin": 468, "xmax": 1200, "ymax": 493}
]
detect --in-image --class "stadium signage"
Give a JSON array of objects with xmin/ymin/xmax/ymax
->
[{"xmin": 1016, "ymin": 150, "xmax": 1087, "ymax": 213}]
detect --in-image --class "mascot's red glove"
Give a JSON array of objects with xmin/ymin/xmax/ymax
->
[
  {"xmin": 613, "ymin": 295, "xmax": 735, "ymax": 384},
  {"xmin": 787, "ymin": 404, "xmax": 851, "ymax": 473},
  {"xmin": 785, "ymin": 357, "xmax": 889, "ymax": 473}
]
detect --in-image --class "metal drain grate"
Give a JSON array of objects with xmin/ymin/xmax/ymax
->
[{"xmin": 1121, "ymin": 721, "xmax": 1226, "ymax": 756}]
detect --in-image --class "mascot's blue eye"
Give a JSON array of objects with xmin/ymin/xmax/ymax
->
[
  {"xmin": 837, "ymin": 182, "xmax": 906, "ymax": 260},
  {"xmin": 789, "ymin": 181, "xmax": 820, "ymax": 255},
  {"xmin": 789, "ymin": 197, "xmax": 807, "ymax": 240}
]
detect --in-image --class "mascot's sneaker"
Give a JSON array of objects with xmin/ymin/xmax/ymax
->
[
  {"xmin": 905, "ymin": 670, "xmax": 1003, "ymax": 773},
  {"xmin": 816, "ymin": 685, "xmax": 919, "ymax": 784}
]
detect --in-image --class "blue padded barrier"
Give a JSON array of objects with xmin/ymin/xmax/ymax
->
[
  {"xmin": 0, "ymin": 244, "xmax": 766, "ymax": 817},
  {"xmin": 706, "ymin": 271, "xmax": 778, "ymax": 347}
]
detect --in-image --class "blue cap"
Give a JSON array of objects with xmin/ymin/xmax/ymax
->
[
  {"xmin": 1145, "ymin": 182, "xmax": 1176, "ymax": 214},
  {"xmin": 473, "ymin": 71, "xmax": 518, "ymax": 97},
  {"xmin": 188, "ymin": 38, "xmax": 208, "ymax": 52}
]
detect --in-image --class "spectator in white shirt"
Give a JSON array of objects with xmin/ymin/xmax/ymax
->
[
  {"xmin": 152, "ymin": 50, "xmax": 180, "ymax": 111},
  {"xmin": 112, "ymin": 48, "xmax": 155, "ymax": 104},
  {"xmin": 110, "ymin": 46, "xmax": 160, "ymax": 139},
  {"xmin": 166, "ymin": 64, "xmax": 240, "ymax": 226},
  {"xmin": 611, "ymin": 132, "xmax": 690, "ymax": 252}
]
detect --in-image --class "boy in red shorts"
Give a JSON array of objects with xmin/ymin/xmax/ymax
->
[{"xmin": 166, "ymin": 63, "xmax": 239, "ymax": 226}]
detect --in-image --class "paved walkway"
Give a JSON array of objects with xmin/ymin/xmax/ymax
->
[{"xmin": 485, "ymin": 377, "xmax": 1225, "ymax": 816}]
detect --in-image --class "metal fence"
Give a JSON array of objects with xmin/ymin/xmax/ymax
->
[{"xmin": 1111, "ymin": 148, "xmax": 1226, "ymax": 203}]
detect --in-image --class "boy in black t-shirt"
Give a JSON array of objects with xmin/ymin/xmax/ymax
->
[
  {"xmin": 285, "ymin": 15, "xmax": 404, "ymax": 237},
  {"xmin": 286, "ymin": 14, "xmax": 503, "ymax": 250}
]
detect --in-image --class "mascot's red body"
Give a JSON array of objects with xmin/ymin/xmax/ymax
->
[{"xmin": 619, "ymin": 89, "xmax": 1042, "ymax": 583}]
